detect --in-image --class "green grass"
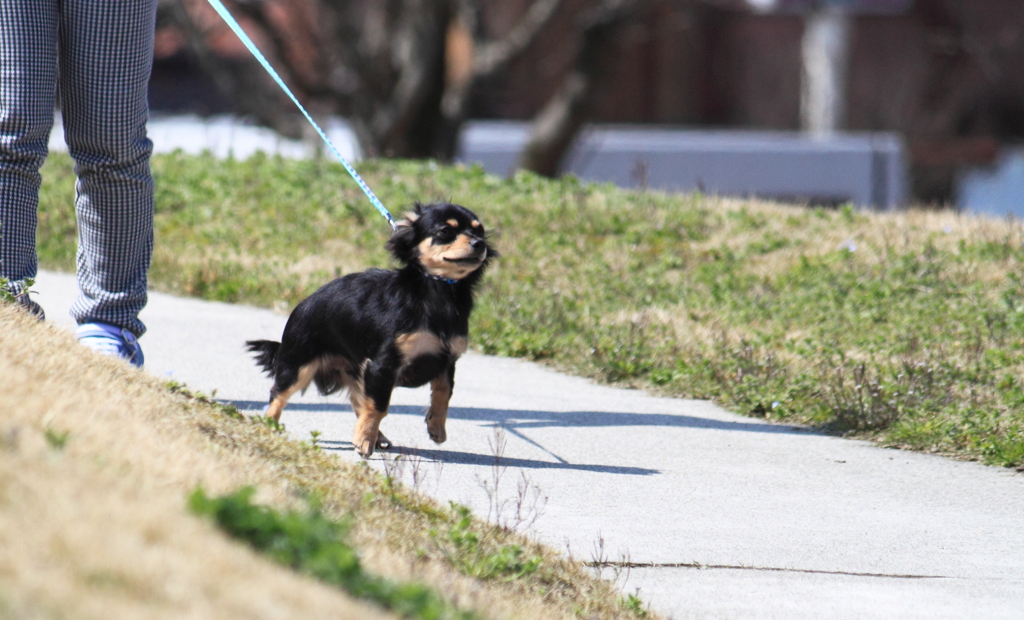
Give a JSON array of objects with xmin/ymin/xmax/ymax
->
[
  {"xmin": 432, "ymin": 503, "xmax": 543, "ymax": 582},
  {"xmin": 189, "ymin": 486, "xmax": 476, "ymax": 620},
  {"xmin": 43, "ymin": 426, "xmax": 71, "ymax": 450},
  {"xmin": 35, "ymin": 151, "xmax": 1024, "ymax": 468},
  {"xmin": 0, "ymin": 276, "xmax": 34, "ymax": 303}
]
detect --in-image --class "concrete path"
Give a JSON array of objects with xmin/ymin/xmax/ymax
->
[{"xmin": 33, "ymin": 269, "xmax": 1024, "ymax": 619}]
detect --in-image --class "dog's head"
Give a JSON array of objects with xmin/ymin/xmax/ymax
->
[{"xmin": 386, "ymin": 202, "xmax": 496, "ymax": 282}]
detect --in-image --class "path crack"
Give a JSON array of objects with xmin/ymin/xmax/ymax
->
[{"xmin": 584, "ymin": 561, "xmax": 949, "ymax": 580}]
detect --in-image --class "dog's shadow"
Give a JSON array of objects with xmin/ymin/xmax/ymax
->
[
  {"xmin": 226, "ymin": 400, "xmax": 817, "ymax": 477},
  {"xmin": 313, "ymin": 439, "xmax": 656, "ymax": 475}
]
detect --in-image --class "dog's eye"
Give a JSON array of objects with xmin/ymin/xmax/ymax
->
[{"xmin": 435, "ymin": 226, "xmax": 456, "ymax": 240}]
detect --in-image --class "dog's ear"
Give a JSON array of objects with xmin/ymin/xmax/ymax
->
[
  {"xmin": 386, "ymin": 217, "xmax": 419, "ymax": 264},
  {"xmin": 393, "ymin": 202, "xmax": 426, "ymax": 229},
  {"xmin": 401, "ymin": 205, "xmax": 421, "ymax": 224}
]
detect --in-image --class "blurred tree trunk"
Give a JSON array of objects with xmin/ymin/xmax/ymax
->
[
  {"xmin": 160, "ymin": 0, "xmax": 566, "ymax": 160},
  {"xmin": 800, "ymin": 4, "xmax": 850, "ymax": 136},
  {"xmin": 517, "ymin": 0, "xmax": 646, "ymax": 177}
]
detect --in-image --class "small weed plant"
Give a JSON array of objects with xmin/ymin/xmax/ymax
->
[
  {"xmin": 588, "ymin": 533, "xmax": 633, "ymax": 592},
  {"xmin": 0, "ymin": 277, "xmax": 34, "ymax": 305},
  {"xmin": 376, "ymin": 447, "xmax": 545, "ymax": 583},
  {"xmin": 477, "ymin": 425, "xmax": 548, "ymax": 532},
  {"xmin": 189, "ymin": 486, "xmax": 476, "ymax": 620},
  {"xmin": 622, "ymin": 591, "xmax": 649, "ymax": 618},
  {"xmin": 431, "ymin": 503, "xmax": 543, "ymax": 582},
  {"xmin": 43, "ymin": 426, "xmax": 71, "ymax": 450},
  {"xmin": 0, "ymin": 277, "xmax": 12, "ymax": 303}
]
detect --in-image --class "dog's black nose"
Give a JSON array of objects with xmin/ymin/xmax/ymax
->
[{"xmin": 471, "ymin": 238, "xmax": 486, "ymax": 252}]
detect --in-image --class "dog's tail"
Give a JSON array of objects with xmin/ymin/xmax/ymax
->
[{"xmin": 245, "ymin": 340, "xmax": 280, "ymax": 376}]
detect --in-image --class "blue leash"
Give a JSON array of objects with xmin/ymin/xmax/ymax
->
[{"xmin": 205, "ymin": 0, "xmax": 397, "ymax": 230}]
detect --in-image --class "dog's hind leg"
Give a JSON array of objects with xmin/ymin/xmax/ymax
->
[
  {"xmin": 350, "ymin": 390, "xmax": 386, "ymax": 457},
  {"xmin": 265, "ymin": 361, "xmax": 318, "ymax": 422},
  {"xmin": 425, "ymin": 364, "xmax": 455, "ymax": 444},
  {"xmin": 349, "ymin": 362, "xmax": 395, "ymax": 458}
]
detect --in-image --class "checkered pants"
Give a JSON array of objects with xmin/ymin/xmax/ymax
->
[{"xmin": 0, "ymin": 0, "xmax": 157, "ymax": 336}]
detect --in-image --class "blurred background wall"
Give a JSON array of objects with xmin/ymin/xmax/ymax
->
[{"xmin": 143, "ymin": 0, "xmax": 1024, "ymax": 209}]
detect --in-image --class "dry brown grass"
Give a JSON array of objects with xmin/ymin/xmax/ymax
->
[
  {"xmin": 0, "ymin": 304, "xmax": 650, "ymax": 620},
  {"xmin": 598, "ymin": 198, "xmax": 1024, "ymax": 353},
  {"xmin": 698, "ymin": 198, "xmax": 1023, "ymax": 281},
  {"xmin": 0, "ymin": 305, "xmax": 396, "ymax": 620}
]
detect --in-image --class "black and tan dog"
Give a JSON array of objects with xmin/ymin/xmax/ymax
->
[{"xmin": 246, "ymin": 202, "xmax": 495, "ymax": 457}]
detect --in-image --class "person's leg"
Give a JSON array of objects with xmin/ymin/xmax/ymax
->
[
  {"xmin": 0, "ymin": 0, "xmax": 58, "ymax": 317},
  {"xmin": 59, "ymin": 0, "xmax": 157, "ymax": 340}
]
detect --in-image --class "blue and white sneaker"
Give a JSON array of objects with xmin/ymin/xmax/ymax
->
[{"xmin": 75, "ymin": 322, "xmax": 144, "ymax": 368}]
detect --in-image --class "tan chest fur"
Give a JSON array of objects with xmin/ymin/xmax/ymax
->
[{"xmin": 394, "ymin": 331, "xmax": 467, "ymax": 364}]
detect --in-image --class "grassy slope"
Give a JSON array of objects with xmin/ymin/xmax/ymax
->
[
  {"xmin": 0, "ymin": 306, "xmax": 648, "ymax": 620},
  {"xmin": 35, "ymin": 152, "xmax": 1024, "ymax": 468},
  {"xmin": 0, "ymin": 306, "xmax": 394, "ymax": 619}
]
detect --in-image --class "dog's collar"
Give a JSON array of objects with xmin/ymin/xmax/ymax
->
[{"xmin": 424, "ymin": 271, "xmax": 459, "ymax": 285}]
